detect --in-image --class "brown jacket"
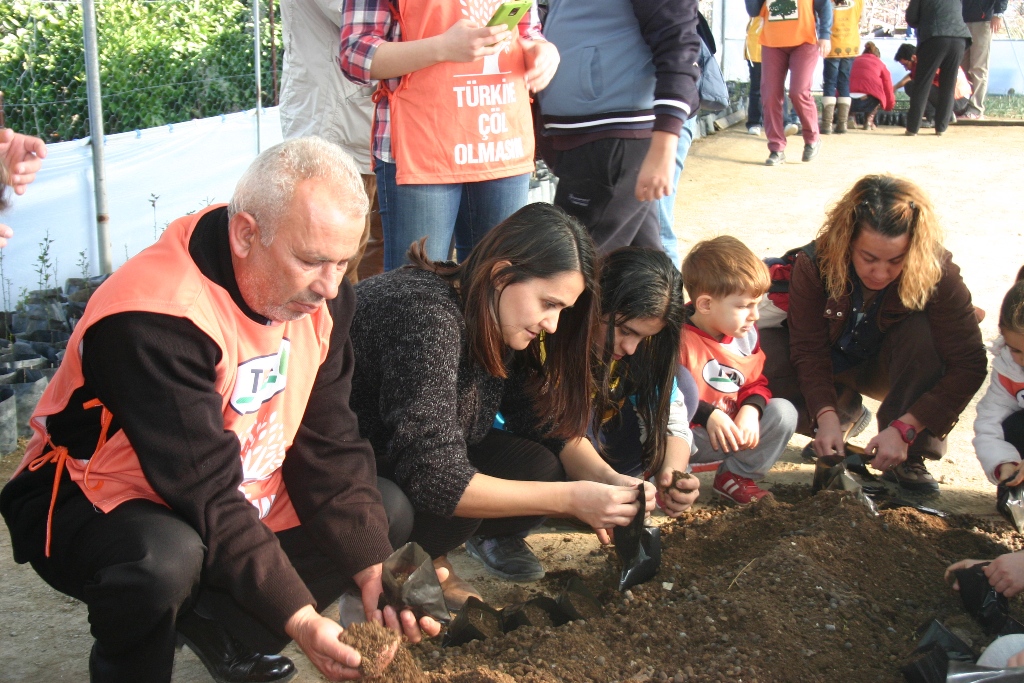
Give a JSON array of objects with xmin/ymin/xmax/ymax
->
[{"xmin": 786, "ymin": 250, "xmax": 986, "ymax": 439}]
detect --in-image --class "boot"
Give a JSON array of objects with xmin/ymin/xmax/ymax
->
[
  {"xmin": 820, "ymin": 97, "xmax": 836, "ymax": 135},
  {"xmin": 835, "ymin": 98, "xmax": 851, "ymax": 134},
  {"xmin": 863, "ymin": 105, "xmax": 880, "ymax": 130}
]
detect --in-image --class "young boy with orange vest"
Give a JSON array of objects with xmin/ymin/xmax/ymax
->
[{"xmin": 679, "ymin": 236, "xmax": 798, "ymax": 504}]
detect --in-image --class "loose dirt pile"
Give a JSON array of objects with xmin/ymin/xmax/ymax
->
[{"xmin": 409, "ymin": 488, "xmax": 1024, "ymax": 683}]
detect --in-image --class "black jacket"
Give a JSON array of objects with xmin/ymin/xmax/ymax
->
[
  {"xmin": 906, "ymin": 0, "xmax": 972, "ymax": 45},
  {"xmin": 961, "ymin": 0, "xmax": 1007, "ymax": 23}
]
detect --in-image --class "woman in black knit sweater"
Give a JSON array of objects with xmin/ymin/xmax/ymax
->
[{"xmin": 350, "ymin": 204, "xmax": 643, "ymax": 606}]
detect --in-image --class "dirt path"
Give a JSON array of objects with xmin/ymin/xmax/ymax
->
[{"xmin": 1, "ymin": 122, "xmax": 1022, "ymax": 682}]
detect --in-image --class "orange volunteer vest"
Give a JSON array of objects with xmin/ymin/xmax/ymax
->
[
  {"xmin": 381, "ymin": 0, "xmax": 536, "ymax": 185},
  {"xmin": 16, "ymin": 205, "xmax": 332, "ymax": 554},
  {"xmin": 829, "ymin": 0, "xmax": 862, "ymax": 57},
  {"xmin": 760, "ymin": 0, "xmax": 818, "ymax": 48},
  {"xmin": 1000, "ymin": 374, "xmax": 1024, "ymax": 410},
  {"xmin": 680, "ymin": 326, "xmax": 766, "ymax": 420}
]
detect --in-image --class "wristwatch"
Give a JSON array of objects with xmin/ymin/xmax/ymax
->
[{"xmin": 889, "ymin": 419, "xmax": 917, "ymax": 444}]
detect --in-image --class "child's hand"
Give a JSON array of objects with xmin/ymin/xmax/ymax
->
[
  {"xmin": 997, "ymin": 461, "xmax": 1024, "ymax": 487},
  {"xmin": 706, "ymin": 409, "xmax": 743, "ymax": 453},
  {"xmin": 655, "ymin": 469, "xmax": 700, "ymax": 517},
  {"xmin": 733, "ymin": 405, "xmax": 761, "ymax": 449}
]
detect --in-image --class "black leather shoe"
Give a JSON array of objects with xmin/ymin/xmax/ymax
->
[
  {"xmin": 465, "ymin": 535, "xmax": 545, "ymax": 581},
  {"xmin": 177, "ymin": 611, "xmax": 296, "ymax": 683}
]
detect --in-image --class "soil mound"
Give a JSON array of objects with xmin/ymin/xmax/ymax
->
[{"xmin": 417, "ymin": 487, "xmax": 1024, "ymax": 682}]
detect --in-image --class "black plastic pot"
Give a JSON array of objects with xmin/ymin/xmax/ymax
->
[
  {"xmin": 443, "ymin": 597, "xmax": 503, "ymax": 646},
  {"xmin": 0, "ymin": 369, "xmax": 49, "ymax": 438},
  {"xmin": 0, "ymin": 386, "xmax": 17, "ymax": 456},
  {"xmin": 0, "ymin": 352, "xmax": 48, "ymax": 373},
  {"xmin": 555, "ymin": 576, "xmax": 603, "ymax": 622},
  {"xmin": 501, "ymin": 596, "xmax": 566, "ymax": 632},
  {"xmin": 15, "ymin": 330, "xmax": 70, "ymax": 345}
]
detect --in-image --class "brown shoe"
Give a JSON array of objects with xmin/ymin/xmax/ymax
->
[
  {"xmin": 882, "ymin": 459, "xmax": 939, "ymax": 494},
  {"xmin": 433, "ymin": 556, "xmax": 481, "ymax": 612}
]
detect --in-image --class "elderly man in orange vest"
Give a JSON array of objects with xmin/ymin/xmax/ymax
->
[{"xmin": 0, "ymin": 137, "xmax": 442, "ymax": 683}]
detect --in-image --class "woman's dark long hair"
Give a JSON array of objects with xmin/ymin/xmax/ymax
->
[
  {"xmin": 592, "ymin": 248, "xmax": 685, "ymax": 475},
  {"xmin": 408, "ymin": 203, "xmax": 600, "ymax": 440}
]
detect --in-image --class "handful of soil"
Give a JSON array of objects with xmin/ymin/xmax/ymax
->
[
  {"xmin": 614, "ymin": 483, "xmax": 662, "ymax": 591},
  {"xmin": 338, "ymin": 622, "xmax": 401, "ymax": 678},
  {"xmin": 662, "ymin": 469, "xmax": 693, "ymax": 493},
  {"xmin": 380, "ymin": 542, "xmax": 449, "ymax": 623}
]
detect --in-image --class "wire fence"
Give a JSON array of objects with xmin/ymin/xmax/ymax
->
[{"xmin": 0, "ymin": 0, "xmax": 281, "ymax": 144}]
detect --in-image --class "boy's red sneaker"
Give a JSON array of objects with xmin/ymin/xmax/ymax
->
[{"xmin": 713, "ymin": 470, "xmax": 772, "ymax": 505}]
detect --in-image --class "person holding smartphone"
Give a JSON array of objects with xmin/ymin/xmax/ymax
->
[{"xmin": 339, "ymin": 0, "xmax": 560, "ymax": 271}]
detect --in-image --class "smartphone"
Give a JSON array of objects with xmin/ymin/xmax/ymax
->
[{"xmin": 486, "ymin": 0, "xmax": 533, "ymax": 34}]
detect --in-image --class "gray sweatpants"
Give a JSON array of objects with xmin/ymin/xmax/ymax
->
[{"xmin": 690, "ymin": 398, "xmax": 798, "ymax": 480}]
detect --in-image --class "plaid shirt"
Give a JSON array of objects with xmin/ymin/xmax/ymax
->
[{"xmin": 339, "ymin": 0, "xmax": 543, "ymax": 164}]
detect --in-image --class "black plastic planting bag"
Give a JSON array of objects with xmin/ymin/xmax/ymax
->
[
  {"xmin": 956, "ymin": 564, "xmax": 1010, "ymax": 635},
  {"xmin": 379, "ymin": 542, "xmax": 449, "ymax": 622},
  {"xmin": 996, "ymin": 480, "xmax": 1024, "ymax": 533},
  {"xmin": 443, "ymin": 597, "xmax": 503, "ymax": 646},
  {"xmin": 556, "ymin": 575, "xmax": 604, "ymax": 621},
  {"xmin": 500, "ymin": 595, "xmax": 566, "ymax": 632},
  {"xmin": 614, "ymin": 483, "xmax": 661, "ymax": 591},
  {"xmin": 901, "ymin": 620, "xmax": 977, "ymax": 683}
]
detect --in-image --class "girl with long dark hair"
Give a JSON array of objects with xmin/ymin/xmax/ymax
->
[
  {"xmin": 348, "ymin": 203, "xmax": 642, "ymax": 605},
  {"xmin": 559, "ymin": 248, "xmax": 700, "ymax": 538}
]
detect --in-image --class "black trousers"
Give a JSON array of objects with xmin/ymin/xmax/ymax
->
[
  {"xmin": 553, "ymin": 137, "xmax": 661, "ymax": 254},
  {"xmin": 907, "ymin": 36, "xmax": 967, "ymax": 134},
  {"xmin": 761, "ymin": 313, "xmax": 947, "ymax": 461},
  {"xmin": 3, "ymin": 466, "xmax": 408, "ymax": 683},
  {"xmin": 386, "ymin": 428, "xmax": 566, "ymax": 558}
]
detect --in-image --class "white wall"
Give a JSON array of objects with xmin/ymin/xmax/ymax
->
[{"xmin": 1, "ymin": 109, "xmax": 283, "ymax": 298}]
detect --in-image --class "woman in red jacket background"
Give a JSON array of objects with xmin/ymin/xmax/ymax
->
[{"xmin": 848, "ymin": 42, "xmax": 895, "ymax": 129}]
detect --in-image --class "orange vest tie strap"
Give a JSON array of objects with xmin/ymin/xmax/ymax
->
[{"xmin": 25, "ymin": 399, "xmax": 113, "ymax": 557}]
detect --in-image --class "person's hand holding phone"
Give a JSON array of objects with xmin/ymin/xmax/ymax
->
[{"xmin": 437, "ymin": 19, "xmax": 511, "ymax": 64}]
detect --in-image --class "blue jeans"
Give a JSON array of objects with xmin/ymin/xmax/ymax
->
[
  {"xmin": 657, "ymin": 116, "xmax": 698, "ymax": 269},
  {"xmin": 375, "ymin": 160, "xmax": 530, "ymax": 270},
  {"xmin": 822, "ymin": 57, "xmax": 854, "ymax": 98}
]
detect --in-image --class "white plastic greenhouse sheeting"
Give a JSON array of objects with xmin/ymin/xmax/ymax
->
[{"xmin": 1, "ymin": 108, "xmax": 283, "ymax": 296}]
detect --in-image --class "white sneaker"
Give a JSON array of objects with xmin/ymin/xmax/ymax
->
[
  {"xmin": 784, "ymin": 123, "xmax": 800, "ymax": 136},
  {"xmin": 747, "ymin": 125, "xmax": 763, "ymax": 136}
]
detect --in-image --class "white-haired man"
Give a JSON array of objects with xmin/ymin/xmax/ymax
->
[{"xmin": 0, "ymin": 138, "xmax": 441, "ymax": 683}]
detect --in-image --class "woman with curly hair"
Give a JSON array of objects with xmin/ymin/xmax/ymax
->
[{"xmin": 761, "ymin": 175, "xmax": 987, "ymax": 493}]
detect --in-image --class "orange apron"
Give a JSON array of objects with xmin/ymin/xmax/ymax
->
[
  {"xmin": 382, "ymin": 0, "xmax": 535, "ymax": 185},
  {"xmin": 16, "ymin": 205, "xmax": 332, "ymax": 554}
]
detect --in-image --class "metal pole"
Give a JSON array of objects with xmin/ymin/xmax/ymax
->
[
  {"xmin": 253, "ymin": 0, "xmax": 262, "ymax": 154},
  {"xmin": 82, "ymin": 0, "xmax": 112, "ymax": 274}
]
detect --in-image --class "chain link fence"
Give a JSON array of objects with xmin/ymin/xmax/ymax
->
[{"xmin": 0, "ymin": 0, "xmax": 281, "ymax": 144}]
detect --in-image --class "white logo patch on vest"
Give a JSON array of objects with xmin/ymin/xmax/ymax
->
[
  {"xmin": 230, "ymin": 339, "xmax": 290, "ymax": 415},
  {"xmin": 702, "ymin": 359, "xmax": 746, "ymax": 394}
]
